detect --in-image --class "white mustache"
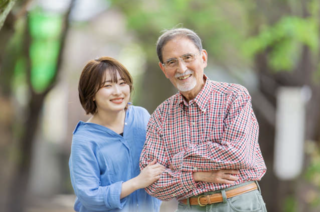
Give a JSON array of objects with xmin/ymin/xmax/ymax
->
[{"xmin": 175, "ymin": 70, "xmax": 194, "ymax": 78}]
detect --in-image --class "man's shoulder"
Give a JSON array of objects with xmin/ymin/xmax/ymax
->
[
  {"xmin": 208, "ymin": 80, "xmax": 250, "ymax": 97},
  {"xmin": 156, "ymin": 92, "xmax": 178, "ymax": 109},
  {"xmin": 150, "ymin": 93, "xmax": 179, "ymax": 121}
]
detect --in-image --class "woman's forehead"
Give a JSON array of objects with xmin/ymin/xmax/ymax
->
[{"xmin": 103, "ymin": 67, "xmax": 125, "ymax": 80}]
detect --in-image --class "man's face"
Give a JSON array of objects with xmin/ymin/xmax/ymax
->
[{"xmin": 159, "ymin": 36, "xmax": 207, "ymax": 99}]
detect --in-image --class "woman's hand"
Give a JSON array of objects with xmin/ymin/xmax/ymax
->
[
  {"xmin": 135, "ymin": 159, "xmax": 165, "ymax": 189},
  {"xmin": 193, "ymin": 170, "xmax": 240, "ymax": 184}
]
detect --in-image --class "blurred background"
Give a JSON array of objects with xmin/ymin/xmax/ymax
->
[{"xmin": 1, "ymin": 0, "xmax": 320, "ymax": 212}]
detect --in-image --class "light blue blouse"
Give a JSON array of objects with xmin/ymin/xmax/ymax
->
[{"xmin": 69, "ymin": 106, "xmax": 161, "ymax": 212}]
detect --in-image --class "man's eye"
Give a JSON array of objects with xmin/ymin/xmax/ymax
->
[
  {"xmin": 166, "ymin": 60, "xmax": 176, "ymax": 66},
  {"xmin": 183, "ymin": 55, "xmax": 193, "ymax": 61}
]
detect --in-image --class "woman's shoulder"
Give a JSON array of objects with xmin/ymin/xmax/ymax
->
[
  {"xmin": 71, "ymin": 121, "xmax": 108, "ymax": 146},
  {"xmin": 128, "ymin": 105, "xmax": 150, "ymax": 117},
  {"xmin": 72, "ymin": 121, "xmax": 93, "ymax": 136}
]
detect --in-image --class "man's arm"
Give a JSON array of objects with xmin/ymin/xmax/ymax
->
[
  {"xmin": 139, "ymin": 114, "xmax": 196, "ymax": 201},
  {"xmin": 140, "ymin": 119, "xmax": 240, "ymax": 201},
  {"xmin": 171, "ymin": 87, "xmax": 260, "ymax": 172}
]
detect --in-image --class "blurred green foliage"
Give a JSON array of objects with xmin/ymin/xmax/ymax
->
[
  {"xmin": 11, "ymin": 8, "xmax": 62, "ymax": 93},
  {"xmin": 284, "ymin": 195, "xmax": 297, "ymax": 212},
  {"xmin": 305, "ymin": 141, "xmax": 320, "ymax": 207},
  {"xmin": 29, "ymin": 10, "xmax": 62, "ymax": 92},
  {"xmin": 110, "ymin": 0, "xmax": 320, "ymax": 73},
  {"xmin": 243, "ymin": 17, "xmax": 319, "ymax": 71},
  {"xmin": 110, "ymin": 0, "xmax": 251, "ymax": 66}
]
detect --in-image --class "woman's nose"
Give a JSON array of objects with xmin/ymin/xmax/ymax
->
[{"xmin": 112, "ymin": 84, "xmax": 121, "ymax": 95}]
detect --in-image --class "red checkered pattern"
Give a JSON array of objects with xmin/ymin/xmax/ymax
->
[{"xmin": 140, "ymin": 77, "xmax": 267, "ymax": 201}]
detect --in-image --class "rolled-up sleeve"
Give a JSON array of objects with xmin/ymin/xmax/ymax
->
[
  {"xmin": 69, "ymin": 137, "xmax": 127, "ymax": 211},
  {"xmin": 139, "ymin": 112, "xmax": 196, "ymax": 201}
]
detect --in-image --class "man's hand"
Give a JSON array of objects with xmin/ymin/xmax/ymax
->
[{"xmin": 193, "ymin": 170, "xmax": 240, "ymax": 184}]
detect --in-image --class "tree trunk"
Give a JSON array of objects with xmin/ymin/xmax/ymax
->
[
  {"xmin": 4, "ymin": 1, "xmax": 76, "ymax": 211},
  {"xmin": 6, "ymin": 93, "xmax": 46, "ymax": 212},
  {"xmin": 139, "ymin": 61, "xmax": 175, "ymax": 112}
]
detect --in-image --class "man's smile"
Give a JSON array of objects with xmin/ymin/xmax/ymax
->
[{"xmin": 177, "ymin": 74, "xmax": 192, "ymax": 80}]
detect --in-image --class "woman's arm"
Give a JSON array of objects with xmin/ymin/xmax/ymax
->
[
  {"xmin": 120, "ymin": 159, "xmax": 165, "ymax": 199},
  {"xmin": 70, "ymin": 138, "xmax": 164, "ymax": 210}
]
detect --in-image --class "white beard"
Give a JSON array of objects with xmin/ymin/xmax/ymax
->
[
  {"xmin": 175, "ymin": 70, "xmax": 197, "ymax": 92},
  {"xmin": 177, "ymin": 78, "xmax": 196, "ymax": 92}
]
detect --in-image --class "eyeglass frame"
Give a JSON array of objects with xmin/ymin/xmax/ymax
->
[{"xmin": 161, "ymin": 52, "xmax": 201, "ymax": 68}]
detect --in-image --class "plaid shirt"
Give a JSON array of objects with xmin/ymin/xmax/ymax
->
[{"xmin": 140, "ymin": 76, "xmax": 266, "ymax": 201}]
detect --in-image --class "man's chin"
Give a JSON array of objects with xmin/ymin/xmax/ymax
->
[{"xmin": 177, "ymin": 84, "xmax": 196, "ymax": 92}]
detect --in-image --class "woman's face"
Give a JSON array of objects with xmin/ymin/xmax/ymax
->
[{"xmin": 94, "ymin": 70, "xmax": 130, "ymax": 113}]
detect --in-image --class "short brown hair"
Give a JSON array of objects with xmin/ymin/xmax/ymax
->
[{"xmin": 78, "ymin": 56, "xmax": 133, "ymax": 115}]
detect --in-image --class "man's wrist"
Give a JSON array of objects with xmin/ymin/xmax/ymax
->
[{"xmin": 193, "ymin": 172, "xmax": 202, "ymax": 182}]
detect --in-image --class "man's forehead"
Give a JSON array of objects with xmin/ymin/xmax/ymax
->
[{"xmin": 162, "ymin": 37, "xmax": 198, "ymax": 59}]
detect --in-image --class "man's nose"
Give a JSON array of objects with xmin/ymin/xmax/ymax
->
[{"xmin": 176, "ymin": 58, "xmax": 187, "ymax": 73}]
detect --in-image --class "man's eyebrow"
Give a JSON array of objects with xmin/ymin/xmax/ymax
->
[
  {"xmin": 165, "ymin": 53, "xmax": 193, "ymax": 62},
  {"xmin": 165, "ymin": 57, "xmax": 177, "ymax": 62},
  {"xmin": 182, "ymin": 53, "xmax": 192, "ymax": 56}
]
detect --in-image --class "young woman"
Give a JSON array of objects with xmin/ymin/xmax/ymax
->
[{"xmin": 69, "ymin": 57, "xmax": 164, "ymax": 212}]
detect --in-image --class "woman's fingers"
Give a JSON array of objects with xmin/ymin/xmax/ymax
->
[
  {"xmin": 149, "ymin": 163, "xmax": 165, "ymax": 170},
  {"xmin": 147, "ymin": 159, "xmax": 157, "ymax": 166}
]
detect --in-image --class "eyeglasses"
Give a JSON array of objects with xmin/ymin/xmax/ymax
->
[{"xmin": 162, "ymin": 53, "xmax": 199, "ymax": 68}]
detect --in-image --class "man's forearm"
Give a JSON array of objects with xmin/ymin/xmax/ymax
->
[{"xmin": 144, "ymin": 169, "xmax": 196, "ymax": 201}]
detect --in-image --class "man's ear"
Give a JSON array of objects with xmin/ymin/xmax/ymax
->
[
  {"xmin": 159, "ymin": 62, "xmax": 169, "ymax": 78},
  {"xmin": 201, "ymin": 49, "xmax": 208, "ymax": 68}
]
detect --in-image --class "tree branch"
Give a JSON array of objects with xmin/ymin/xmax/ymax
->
[
  {"xmin": 44, "ymin": 0, "xmax": 76, "ymax": 95},
  {"xmin": 24, "ymin": 14, "xmax": 34, "ymax": 95},
  {"xmin": 0, "ymin": 0, "xmax": 17, "ymax": 30}
]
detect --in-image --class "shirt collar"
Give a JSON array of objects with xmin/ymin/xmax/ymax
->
[{"xmin": 174, "ymin": 75, "xmax": 211, "ymax": 113}]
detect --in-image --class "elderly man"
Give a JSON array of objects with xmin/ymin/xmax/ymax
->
[{"xmin": 140, "ymin": 28, "xmax": 267, "ymax": 211}]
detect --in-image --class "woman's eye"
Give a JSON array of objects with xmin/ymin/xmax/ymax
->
[
  {"xmin": 120, "ymin": 81, "xmax": 127, "ymax": 85},
  {"xmin": 104, "ymin": 84, "xmax": 111, "ymax": 87}
]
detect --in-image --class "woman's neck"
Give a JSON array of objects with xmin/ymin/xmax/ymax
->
[{"xmin": 88, "ymin": 109, "xmax": 126, "ymax": 134}]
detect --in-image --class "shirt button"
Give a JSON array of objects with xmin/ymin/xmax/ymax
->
[
  {"xmin": 125, "ymin": 122, "xmax": 127, "ymax": 125},
  {"xmin": 191, "ymin": 122, "xmax": 195, "ymax": 126},
  {"xmin": 137, "ymin": 204, "xmax": 139, "ymax": 207},
  {"xmin": 173, "ymin": 193, "xmax": 176, "ymax": 197},
  {"xmin": 193, "ymin": 167, "xmax": 197, "ymax": 171}
]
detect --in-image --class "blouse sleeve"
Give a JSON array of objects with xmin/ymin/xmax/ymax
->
[{"xmin": 69, "ymin": 136, "xmax": 127, "ymax": 211}]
